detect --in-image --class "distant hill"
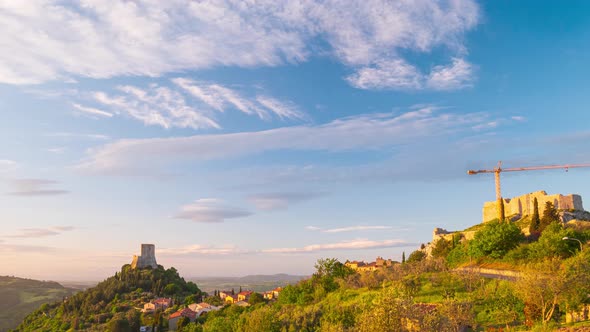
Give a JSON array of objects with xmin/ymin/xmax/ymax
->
[
  {"xmin": 189, "ymin": 273, "xmax": 307, "ymax": 293},
  {"xmin": 0, "ymin": 276, "xmax": 76, "ymax": 332}
]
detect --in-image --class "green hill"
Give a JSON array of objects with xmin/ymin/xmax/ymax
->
[
  {"xmin": 13, "ymin": 265, "xmax": 201, "ymax": 332},
  {"xmin": 0, "ymin": 276, "xmax": 75, "ymax": 332}
]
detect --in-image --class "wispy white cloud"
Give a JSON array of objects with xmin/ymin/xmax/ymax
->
[
  {"xmin": 306, "ymin": 225, "xmax": 393, "ymax": 233},
  {"xmin": 247, "ymin": 192, "xmax": 324, "ymax": 211},
  {"xmin": 255, "ymin": 96, "xmax": 306, "ymax": 121},
  {"xmin": 7, "ymin": 179, "xmax": 69, "ymax": 196},
  {"xmin": 173, "ymin": 78, "xmax": 306, "ymax": 121},
  {"xmin": 75, "ymin": 106, "xmax": 495, "ymax": 174},
  {"xmin": 511, "ymin": 116, "xmax": 526, "ymax": 122},
  {"xmin": 72, "ymin": 103, "xmax": 113, "ymax": 118},
  {"xmin": 262, "ymin": 238, "xmax": 412, "ymax": 254},
  {"xmin": 159, "ymin": 244, "xmax": 247, "ymax": 256},
  {"xmin": 173, "ymin": 78, "xmax": 266, "ymax": 119},
  {"xmin": 348, "ymin": 58, "xmax": 475, "ymax": 91},
  {"xmin": 347, "ymin": 59, "xmax": 423, "ymax": 90},
  {"xmin": 5, "ymin": 226, "xmax": 76, "ymax": 238},
  {"xmin": 92, "ymin": 85, "xmax": 220, "ymax": 130},
  {"xmin": 0, "ymin": 1, "xmax": 478, "ymax": 91},
  {"xmin": 426, "ymin": 58, "xmax": 475, "ymax": 90},
  {"xmin": 0, "ymin": 243, "xmax": 58, "ymax": 253},
  {"xmin": 174, "ymin": 198, "xmax": 252, "ymax": 223}
]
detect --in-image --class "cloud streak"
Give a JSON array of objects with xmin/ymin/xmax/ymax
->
[
  {"xmin": 72, "ymin": 103, "xmax": 113, "ymax": 118},
  {"xmin": 76, "ymin": 106, "xmax": 498, "ymax": 174},
  {"xmin": 5, "ymin": 226, "xmax": 77, "ymax": 238},
  {"xmin": 262, "ymin": 238, "xmax": 412, "ymax": 254},
  {"xmin": 93, "ymin": 85, "xmax": 220, "ymax": 130},
  {"xmin": 247, "ymin": 192, "xmax": 324, "ymax": 211},
  {"xmin": 174, "ymin": 198, "xmax": 252, "ymax": 223},
  {"xmin": 0, "ymin": 1, "xmax": 478, "ymax": 90},
  {"xmin": 7, "ymin": 179, "xmax": 69, "ymax": 196},
  {"xmin": 306, "ymin": 225, "xmax": 393, "ymax": 233},
  {"xmin": 159, "ymin": 244, "xmax": 247, "ymax": 256}
]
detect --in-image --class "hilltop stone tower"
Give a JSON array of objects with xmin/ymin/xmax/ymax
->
[{"xmin": 131, "ymin": 244, "xmax": 158, "ymax": 269}]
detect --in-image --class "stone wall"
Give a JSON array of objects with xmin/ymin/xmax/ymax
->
[{"xmin": 482, "ymin": 190, "xmax": 584, "ymax": 223}]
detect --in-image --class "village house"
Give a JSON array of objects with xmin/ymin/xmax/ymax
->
[
  {"xmin": 187, "ymin": 302, "xmax": 221, "ymax": 316},
  {"xmin": 168, "ymin": 308, "xmax": 197, "ymax": 331},
  {"xmin": 272, "ymin": 287, "xmax": 282, "ymax": 298},
  {"xmin": 219, "ymin": 290, "xmax": 233, "ymax": 300},
  {"xmin": 345, "ymin": 256, "xmax": 394, "ymax": 272},
  {"xmin": 263, "ymin": 291, "xmax": 274, "ymax": 300},
  {"xmin": 142, "ymin": 297, "xmax": 173, "ymax": 312},
  {"xmin": 237, "ymin": 290, "xmax": 253, "ymax": 302},
  {"xmin": 224, "ymin": 294, "xmax": 239, "ymax": 304}
]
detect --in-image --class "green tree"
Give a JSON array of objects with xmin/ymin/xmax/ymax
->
[
  {"xmin": 185, "ymin": 294, "xmax": 200, "ymax": 305},
  {"xmin": 108, "ymin": 314, "xmax": 131, "ymax": 332},
  {"xmin": 530, "ymin": 197, "xmax": 541, "ymax": 233},
  {"xmin": 177, "ymin": 316, "xmax": 191, "ymax": 330},
  {"xmin": 164, "ymin": 283, "xmax": 180, "ymax": 295},
  {"xmin": 431, "ymin": 238, "xmax": 453, "ymax": 258},
  {"xmin": 203, "ymin": 295, "xmax": 223, "ymax": 306},
  {"xmin": 355, "ymin": 287, "xmax": 407, "ymax": 332},
  {"xmin": 515, "ymin": 259, "xmax": 567, "ymax": 325},
  {"xmin": 540, "ymin": 201, "xmax": 559, "ymax": 232},
  {"xmin": 528, "ymin": 222, "xmax": 579, "ymax": 259},
  {"xmin": 248, "ymin": 292, "xmax": 265, "ymax": 305},
  {"xmin": 402, "ymin": 251, "xmax": 406, "ymax": 264},
  {"xmin": 406, "ymin": 250, "xmax": 426, "ymax": 263},
  {"xmin": 468, "ymin": 221, "xmax": 524, "ymax": 259}
]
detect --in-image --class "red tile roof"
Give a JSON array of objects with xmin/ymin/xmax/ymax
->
[{"xmin": 169, "ymin": 308, "xmax": 197, "ymax": 320}]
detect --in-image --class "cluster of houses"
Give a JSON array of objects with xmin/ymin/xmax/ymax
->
[
  {"xmin": 139, "ymin": 287, "xmax": 283, "ymax": 331},
  {"xmin": 344, "ymin": 256, "xmax": 395, "ymax": 272},
  {"xmin": 219, "ymin": 287, "xmax": 282, "ymax": 304}
]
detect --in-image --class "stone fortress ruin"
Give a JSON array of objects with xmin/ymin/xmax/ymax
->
[
  {"xmin": 482, "ymin": 190, "xmax": 584, "ymax": 223},
  {"xmin": 131, "ymin": 244, "xmax": 158, "ymax": 269},
  {"xmin": 430, "ymin": 190, "xmax": 589, "ymax": 250}
]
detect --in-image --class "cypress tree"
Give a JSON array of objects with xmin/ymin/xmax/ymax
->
[
  {"xmin": 402, "ymin": 251, "xmax": 406, "ymax": 264},
  {"xmin": 530, "ymin": 197, "xmax": 541, "ymax": 232},
  {"xmin": 540, "ymin": 201, "xmax": 559, "ymax": 232}
]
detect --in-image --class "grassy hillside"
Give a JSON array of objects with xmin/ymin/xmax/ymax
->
[
  {"xmin": 0, "ymin": 276, "xmax": 75, "ymax": 332},
  {"xmin": 14, "ymin": 265, "xmax": 202, "ymax": 332}
]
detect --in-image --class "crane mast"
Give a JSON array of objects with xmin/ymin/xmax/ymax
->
[{"xmin": 467, "ymin": 161, "xmax": 590, "ymax": 222}]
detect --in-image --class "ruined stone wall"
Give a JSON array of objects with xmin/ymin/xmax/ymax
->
[{"xmin": 482, "ymin": 190, "xmax": 584, "ymax": 223}]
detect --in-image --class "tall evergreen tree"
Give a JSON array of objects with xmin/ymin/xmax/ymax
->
[
  {"xmin": 540, "ymin": 201, "xmax": 559, "ymax": 232},
  {"xmin": 402, "ymin": 251, "xmax": 406, "ymax": 264},
  {"xmin": 530, "ymin": 197, "xmax": 541, "ymax": 232}
]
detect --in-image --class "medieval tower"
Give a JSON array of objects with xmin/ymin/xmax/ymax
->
[{"xmin": 131, "ymin": 243, "xmax": 158, "ymax": 269}]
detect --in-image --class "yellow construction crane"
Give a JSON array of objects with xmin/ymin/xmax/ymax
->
[{"xmin": 467, "ymin": 161, "xmax": 590, "ymax": 221}]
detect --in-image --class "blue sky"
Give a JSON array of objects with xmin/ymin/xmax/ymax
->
[{"xmin": 1, "ymin": 0, "xmax": 590, "ymax": 281}]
